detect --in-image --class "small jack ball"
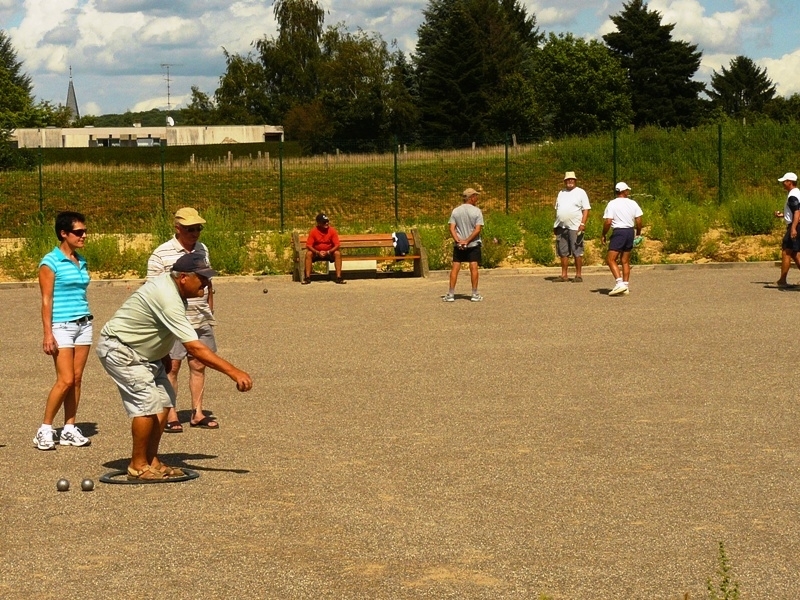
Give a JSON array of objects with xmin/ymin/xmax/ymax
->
[
  {"xmin": 262, "ymin": 288, "xmax": 268, "ymax": 294},
  {"xmin": 56, "ymin": 478, "xmax": 70, "ymax": 492},
  {"xmin": 81, "ymin": 479, "xmax": 95, "ymax": 492}
]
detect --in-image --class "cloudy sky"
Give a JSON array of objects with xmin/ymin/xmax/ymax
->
[{"xmin": 3, "ymin": 0, "xmax": 799, "ymax": 117}]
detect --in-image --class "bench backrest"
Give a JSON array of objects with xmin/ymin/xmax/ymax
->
[{"xmin": 297, "ymin": 233, "xmax": 412, "ymax": 249}]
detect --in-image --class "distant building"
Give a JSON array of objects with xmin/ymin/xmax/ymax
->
[
  {"xmin": 10, "ymin": 125, "xmax": 284, "ymax": 148},
  {"xmin": 66, "ymin": 68, "xmax": 80, "ymax": 123}
]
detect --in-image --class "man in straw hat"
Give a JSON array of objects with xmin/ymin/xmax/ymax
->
[
  {"xmin": 147, "ymin": 207, "xmax": 220, "ymax": 432},
  {"xmin": 553, "ymin": 171, "xmax": 591, "ymax": 282}
]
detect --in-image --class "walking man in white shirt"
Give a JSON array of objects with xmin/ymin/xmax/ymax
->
[{"xmin": 602, "ymin": 182, "xmax": 643, "ymax": 296}]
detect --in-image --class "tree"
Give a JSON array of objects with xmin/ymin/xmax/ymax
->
[
  {"xmin": 215, "ymin": 50, "xmax": 269, "ymax": 124},
  {"xmin": 603, "ymin": 0, "xmax": 704, "ymax": 128},
  {"xmin": 534, "ymin": 33, "xmax": 632, "ymax": 136},
  {"xmin": 0, "ymin": 30, "xmax": 32, "ymax": 99},
  {"xmin": 317, "ymin": 26, "xmax": 394, "ymax": 149},
  {"xmin": 254, "ymin": 0, "xmax": 325, "ymax": 122},
  {"xmin": 765, "ymin": 94, "xmax": 800, "ymax": 123},
  {"xmin": 414, "ymin": 0, "xmax": 542, "ymax": 145},
  {"xmin": 181, "ymin": 86, "xmax": 218, "ymax": 125},
  {"xmin": 707, "ymin": 55, "xmax": 776, "ymax": 120}
]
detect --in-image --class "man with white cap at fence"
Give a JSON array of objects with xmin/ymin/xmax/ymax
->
[
  {"xmin": 774, "ymin": 172, "xmax": 800, "ymax": 287},
  {"xmin": 602, "ymin": 182, "xmax": 643, "ymax": 296}
]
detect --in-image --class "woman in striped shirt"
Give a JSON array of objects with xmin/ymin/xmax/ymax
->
[{"xmin": 33, "ymin": 211, "xmax": 93, "ymax": 451}]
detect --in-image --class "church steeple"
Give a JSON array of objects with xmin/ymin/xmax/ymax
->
[{"xmin": 66, "ymin": 66, "xmax": 80, "ymax": 122}]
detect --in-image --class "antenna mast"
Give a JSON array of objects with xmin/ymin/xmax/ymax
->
[{"xmin": 160, "ymin": 63, "xmax": 182, "ymax": 111}]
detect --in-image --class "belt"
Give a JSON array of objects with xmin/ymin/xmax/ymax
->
[{"xmin": 69, "ymin": 315, "xmax": 93, "ymax": 324}]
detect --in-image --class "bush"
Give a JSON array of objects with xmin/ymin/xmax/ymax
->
[
  {"xmin": 199, "ymin": 208, "xmax": 251, "ymax": 274},
  {"xmin": 483, "ymin": 211, "xmax": 523, "ymax": 246},
  {"xmin": 418, "ymin": 225, "xmax": 450, "ymax": 270},
  {"xmin": 524, "ymin": 233, "xmax": 555, "ymax": 265},
  {"xmin": 519, "ymin": 208, "xmax": 555, "ymax": 237},
  {"xmin": 481, "ymin": 239, "xmax": 510, "ymax": 268},
  {"xmin": 247, "ymin": 231, "xmax": 294, "ymax": 275},
  {"xmin": 727, "ymin": 192, "xmax": 779, "ymax": 236},
  {"xmin": 663, "ymin": 203, "xmax": 708, "ymax": 253}
]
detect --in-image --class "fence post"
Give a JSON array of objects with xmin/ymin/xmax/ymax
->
[
  {"xmin": 37, "ymin": 146, "xmax": 44, "ymax": 221},
  {"xmin": 612, "ymin": 128, "xmax": 618, "ymax": 190},
  {"xmin": 279, "ymin": 140, "xmax": 285, "ymax": 233},
  {"xmin": 504, "ymin": 133, "xmax": 510, "ymax": 215},
  {"xmin": 393, "ymin": 136, "xmax": 399, "ymax": 225},
  {"xmin": 717, "ymin": 123, "xmax": 723, "ymax": 204},
  {"xmin": 160, "ymin": 141, "xmax": 166, "ymax": 213}
]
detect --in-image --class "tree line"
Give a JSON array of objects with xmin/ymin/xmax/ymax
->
[{"xmin": 3, "ymin": 0, "xmax": 800, "ymax": 156}]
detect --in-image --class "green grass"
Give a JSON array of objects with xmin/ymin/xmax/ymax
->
[{"xmin": 2, "ymin": 120, "xmax": 798, "ymax": 278}]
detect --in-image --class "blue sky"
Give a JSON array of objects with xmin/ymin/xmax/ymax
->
[{"xmin": 3, "ymin": 0, "xmax": 799, "ymax": 117}]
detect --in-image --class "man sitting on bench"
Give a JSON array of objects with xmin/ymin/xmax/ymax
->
[{"xmin": 303, "ymin": 213, "xmax": 346, "ymax": 285}]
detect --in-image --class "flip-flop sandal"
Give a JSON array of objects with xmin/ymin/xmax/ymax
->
[
  {"xmin": 127, "ymin": 465, "xmax": 166, "ymax": 481},
  {"xmin": 164, "ymin": 421, "xmax": 183, "ymax": 433},
  {"xmin": 190, "ymin": 416, "xmax": 219, "ymax": 429}
]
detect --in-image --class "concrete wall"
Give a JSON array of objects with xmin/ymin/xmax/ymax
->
[{"xmin": 10, "ymin": 125, "xmax": 284, "ymax": 148}]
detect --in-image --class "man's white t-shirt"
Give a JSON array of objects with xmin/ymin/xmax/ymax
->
[
  {"xmin": 603, "ymin": 197, "xmax": 643, "ymax": 229},
  {"xmin": 554, "ymin": 187, "xmax": 591, "ymax": 230}
]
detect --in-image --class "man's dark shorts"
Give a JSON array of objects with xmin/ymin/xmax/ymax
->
[
  {"xmin": 453, "ymin": 244, "xmax": 482, "ymax": 264},
  {"xmin": 609, "ymin": 228, "xmax": 635, "ymax": 252},
  {"xmin": 309, "ymin": 249, "xmax": 337, "ymax": 262},
  {"xmin": 782, "ymin": 225, "xmax": 800, "ymax": 252}
]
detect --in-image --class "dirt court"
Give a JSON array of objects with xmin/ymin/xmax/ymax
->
[{"xmin": 1, "ymin": 263, "xmax": 799, "ymax": 599}]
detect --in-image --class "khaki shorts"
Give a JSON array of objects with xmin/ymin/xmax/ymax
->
[
  {"xmin": 96, "ymin": 334, "xmax": 176, "ymax": 418},
  {"xmin": 555, "ymin": 227, "xmax": 585, "ymax": 257}
]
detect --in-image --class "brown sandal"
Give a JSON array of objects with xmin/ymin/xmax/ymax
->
[{"xmin": 127, "ymin": 465, "xmax": 167, "ymax": 481}]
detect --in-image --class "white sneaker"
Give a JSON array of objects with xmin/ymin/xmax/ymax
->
[
  {"xmin": 471, "ymin": 293, "xmax": 483, "ymax": 302},
  {"xmin": 33, "ymin": 429, "xmax": 56, "ymax": 451},
  {"xmin": 609, "ymin": 284, "xmax": 628, "ymax": 296},
  {"xmin": 443, "ymin": 294, "xmax": 455, "ymax": 302},
  {"xmin": 59, "ymin": 427, "xmax": 91, "ymax": 447}
]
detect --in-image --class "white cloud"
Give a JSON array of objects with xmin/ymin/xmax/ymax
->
[
  {"xmin": 649, "ymin": 0, "xmax": 771, "ymax": 52},
  {"xmin": 761, "ymin": 51, "xmax": 800, "ymax": 97}
]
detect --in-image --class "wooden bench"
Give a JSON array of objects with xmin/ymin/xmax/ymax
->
[{"xmin": 292, "ymin": 229, "xmax": 429, "ymax": 282}]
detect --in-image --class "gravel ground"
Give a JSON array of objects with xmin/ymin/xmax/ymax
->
[{"xmin": 1, "ymin": 263, "xmax": 798, "ymax": 599}]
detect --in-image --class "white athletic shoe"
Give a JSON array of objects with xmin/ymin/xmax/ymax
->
[
  {"xmin": 33, "ymin": 429, "xmax": 56, "ymax": 451},
  {"xmin": 443, "ymin": 294, "xmax": 455, "ymax": 302},
  {"xmin": 59, "ymin": 427, "xmax": 91, "ymax": 447},
  {"xmin": 609, "ymin": 284, "xmax": 628, "ymax": 296},
  {"xmin": 471, "ymin": 293, "xmax": 483, "ymax": 302}
]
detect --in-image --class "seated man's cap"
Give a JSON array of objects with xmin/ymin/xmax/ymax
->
[
  {"xmin": 462, "ymin": 188, "xmax": 480, "ymax": 198},
  {"xmin": 615, "ymin": 182, "xmax": 631, "ymax": 192},
  {"xmin": 778, "ymin": 172, "xmax": 798, "ymax": 182},
  {"xmin": 174, "ymin": 207, "xmax": 206, "ymax": 226},
  {"xmin": 172, "ymin": 252, "xmax": 217, "ymax": 278},
  {"xmin": 316, "ymin": 213, "xmax": 329, "ymax": 224}
]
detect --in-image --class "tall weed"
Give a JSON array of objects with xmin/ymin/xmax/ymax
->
[
  {"xmin": 519, "ymin": 208, "xmax": 555, "ymax": 237},
  {"xmin": 524, "ymin": 233, "xmax": 555, "ymax": 265},
  {"xmin": 484, "ymin": 212, "xmax": 523, "ymax": 246},
  {"xmin": 663, "ymin": 202, "xmax": 708, "ymax": 253},
  {"xmin": 727, "ymin": 192, "xmax": 779, "ymax": 236},
  {"xmin": 418, "ymin": 225, "xmax": 450, "ymax": 270},
  {"xmin": 200, "ymin": 208, "xmax": 251, "ymax": 274}
]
